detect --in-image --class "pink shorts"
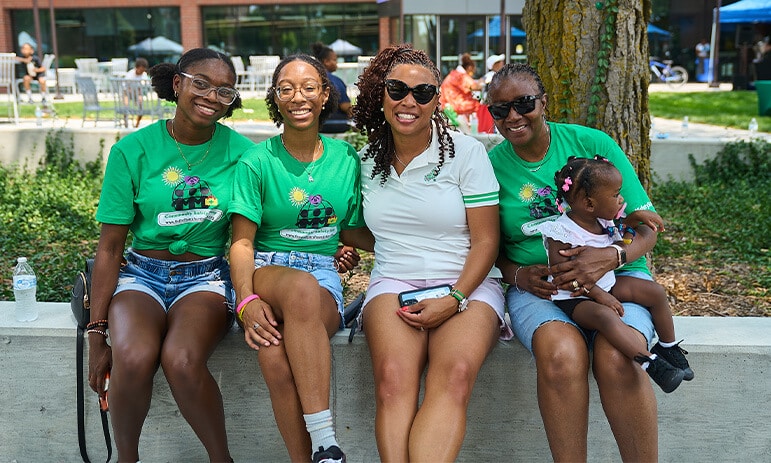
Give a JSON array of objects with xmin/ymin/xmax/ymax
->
[{"xmin": 362, "ymin": 277, "xmax": 513, "ymax": 340}]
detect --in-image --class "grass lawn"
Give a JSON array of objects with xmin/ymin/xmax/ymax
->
[{"xmin": 15, "ymin": 88, "xmax": 771, "ymax": 132}]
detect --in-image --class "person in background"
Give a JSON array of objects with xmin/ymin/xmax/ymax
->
[
  {"xmin": 229, "ymin": 53, "xmax": 362, "ymax": 463},
  {"xmin": 87, "ymin": 48, "xmax": 249, "ymax": 463},
  {"xmin": 15, "ymin": 42, "xmax": 47, "ymax": 105},
  {"xmin": 125, "ymin": 57, "xmax": 150, "ymax": 127},
  {"xmin": 483, "ymin": 54, "xmax": 505, "ymax": 85},
  {"xmin": 352, "ymin": 43, "xmax": 512, "ymax": 462},
  {"xmin": 695, "ymin": 38, "xmax": 710, "ymax": 76},
  {"xmin": 312, "ymin": 42, "xmax": 354, "ymax": 133},
  {"xmin": 487, "ymin": 62, "xmax": 661, "ymax": 461},
  {"xmin": 439, "ymin": 52, "xmax": 484, "ymax": 129}
]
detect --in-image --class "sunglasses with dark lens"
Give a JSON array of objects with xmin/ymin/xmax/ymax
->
[
  {"xmin": 487, "ymin": 95, "xmax": 541, "ymax": 120},
  {"xmin": 384, "ymin": 79, "xmax": 439, "ymax": 105}
]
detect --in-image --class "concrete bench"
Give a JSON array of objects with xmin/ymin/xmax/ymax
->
[{"xmin": 1, "ymin": 301, "xmax": 770, "ymax": 462}]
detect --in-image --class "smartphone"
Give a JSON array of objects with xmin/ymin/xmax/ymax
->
[
  {"xmin": 398, "ymin": 284, "xmax": 452, "ymax": 307},
  {"xmin": 99, "ymin": 372, "xmax": 110, "ymax": 412}
]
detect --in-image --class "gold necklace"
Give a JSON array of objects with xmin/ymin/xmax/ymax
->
[
  {"xmin": 521, "ymin": 126, "xmax": 551, "ymax": 173},
  {"xmin": 170, "ymin": 120, "xmax": 215, "ymax": 170},
  {"xmin": 281, "ymin": 134, "xmax": 322, "ymax": 182},
  {"xmin": 393, "ymin": 127, "xmax": 433, "ymax": 170}
]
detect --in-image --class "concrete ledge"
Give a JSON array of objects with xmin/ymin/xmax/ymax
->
[{"xmin": 1, "ymin": 302, "xmax": 771, "ymax": 461}]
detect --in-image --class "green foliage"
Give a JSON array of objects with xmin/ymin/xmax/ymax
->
[
  {"xmin": 587, "ymin": 0, "xmax": 618, "ymax": 127},
  {"xmin": 652, "ymin": 140, "xmax": 770, "ymax": 300},
  {"xmin": 0, "ymin": 130, "xmax": 102, "ymax": 302}
]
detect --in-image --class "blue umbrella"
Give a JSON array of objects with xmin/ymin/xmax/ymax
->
[
  {"xmin": 647, "ymin": 23, "xmax": 671, "ymax": 38},
  {"xmin": 469, "ymin": 17, "xmax": 526, "ymax": 39}
]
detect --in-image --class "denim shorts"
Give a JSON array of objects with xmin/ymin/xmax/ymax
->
[
  {"xmin": 506, "ymin": 270, "xmax": 656, "ymax": 353},
  {"xmin": 253, "ymin": 251, "xmax": 344, "ymax": 326},
  {"xmin": 114, "ymin": 249, "xmax": 235, "ymax": 312}
]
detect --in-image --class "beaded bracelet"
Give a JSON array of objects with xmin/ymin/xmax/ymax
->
[
  {"xmin": 87, "ymin": 319, "xmax": 109, "ymax": 330},
  {"xmin": 86, "ymin": 328, "xmax": 108, "ymax": 339},
  {"xmin": 514, "ymin": 266, "xmax": 526, "ymax": 293},
  {"xmin": 236, "ymin": 294, "xmax": 261, "ymax": 324}
]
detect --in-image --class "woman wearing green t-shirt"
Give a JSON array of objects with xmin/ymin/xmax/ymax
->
[
  {"xmin": 88, "ymin": 48, "xmax": 252, "ymax": 462},
  {"xmin": 486, "ymin": 63, "xmax": 661, "ymax": 461},
  {"xmin": 229, "ymin": 54, "xmax": 364, "ymax": 463}
]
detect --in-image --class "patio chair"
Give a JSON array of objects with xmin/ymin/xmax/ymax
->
[
  {"xmin": 231, "ymin": 56, "xmax": 251, "ymax": 91},
  {"xmin": 76, "ymin": 76, "xmax": 107, "ymax": 127},
  {"xmin": 0, "ymin": 52, "xmax": 20, "ymax": 124}
]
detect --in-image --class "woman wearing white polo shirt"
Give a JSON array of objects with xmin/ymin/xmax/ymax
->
[{"xmin": 350, "ymin": 44, "xmax": 513, "ymax": 462}]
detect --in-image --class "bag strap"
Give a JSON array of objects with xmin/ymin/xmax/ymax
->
[{"xmin": 76, "ymin": 311, "xmax": 112, "ymax": 462}]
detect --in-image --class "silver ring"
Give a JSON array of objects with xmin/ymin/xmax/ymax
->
[
  {"xmin": 572, "ymin": 280, "xmax": 580, "ymax": 290},
  {"xmin": 419, "ymin": 326, "xmax": 425, "ymax": 331},
  {"xmin": 582, "ymin": 286, "xmax": 590, "ymax": 295},
  {"xmin": 253, "ymin": 323, "xmax": 260, "ymax": 330}
]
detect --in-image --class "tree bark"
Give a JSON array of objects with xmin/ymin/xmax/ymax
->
[{"xmin": 523, "ymin": 0, "xmax": 653, "ymax": 189}]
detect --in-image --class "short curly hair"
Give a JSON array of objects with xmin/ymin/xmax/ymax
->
[
  {"xmin": 264, "ymin": 54, "xmax": 339, "ymax": 128},
  {"xmin": 353, "ymin": 43, "xmax": 454, "ymax": 186}
]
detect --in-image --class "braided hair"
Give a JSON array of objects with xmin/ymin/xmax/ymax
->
[
  {"xmin": 264, "ymin": 53, "xmax": 339, "ymax": 128},
  {"xmin": 554, "ymin": 155, "xmax": 618, "ymax": 211},
  {"xmin": 149, "ymin": 48, "xmax": 242, "ymax": 118},
  {"xmin": 353, "ymin": 44, "xmax": 455, "ymax": 186}
]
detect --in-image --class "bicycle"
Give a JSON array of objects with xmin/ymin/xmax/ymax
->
[{"xmin": 649, "ymin": 59, "xmax": 688, "ymax": 88}]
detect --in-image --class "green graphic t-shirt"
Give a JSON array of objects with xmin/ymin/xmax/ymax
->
[
  {"xmin": 488, "ymin": 122, "xmax": 655, "ymax": 274},
  {"xmin": 230, "ymin": 135, "xmax": 363, "ymax": 256},
  {"xmin": 96, "ymin": 120, "xmax": 255, "ymax": 256}
]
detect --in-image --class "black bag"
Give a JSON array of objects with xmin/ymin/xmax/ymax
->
[{"xmin": 70, "ymin": 259, "xmax": 112, "ymax": 463}]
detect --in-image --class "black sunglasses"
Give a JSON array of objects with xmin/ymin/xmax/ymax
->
[
  {"xmin": 487, "ymin": 95, "xmax": 541, "ymax": 120},
  {"xmin": 384, "ymin": 79, "xmax": 439, "ymax": 105}
]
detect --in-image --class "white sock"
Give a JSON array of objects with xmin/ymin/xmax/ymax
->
[
  {"xmin": 639, "ymin": 353, "xmax": 657, "ymax": 371},
  {"xmin": 304, "ymin": 409, "xmax": 338, "ymax": 453},
  {"xmin": 659, "ymin": 340, "xmax": 677, "ymax": 348}
]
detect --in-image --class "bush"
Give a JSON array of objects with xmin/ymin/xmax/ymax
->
[
  {"xmin": 1, "ymin": 130, "xmax": 102, "ymax": 302},
  {"xmin": 652, "ymin": 139, "xmax": 770, "ymax": 296}
]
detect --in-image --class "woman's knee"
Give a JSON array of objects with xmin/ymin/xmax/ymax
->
[
  {"xmin": 592, "ymin": 336, "xmax": 644, "ymax": 387},
  {"xmin": 274, "ymin": 272, "xmax": 323, "ymax": 321},
  {"xmin": 429, "ymin": 359, "xmax": 477, "ymax": 404},
  {"xmin": 533, "ymin": 326, "xmax": 589, "ymax": 385},
  {"xmin": 373, "ymin": 358, "xmax": 419, "ymax": 405}
]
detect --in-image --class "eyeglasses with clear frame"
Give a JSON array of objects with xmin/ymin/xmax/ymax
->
[
  {"xmin": 179, "ymin": 72, "xmax": 239, "ymax": 105},
  {"xmin": 274, "ymin": 80, "xmax": 324, "ymax": 102}
]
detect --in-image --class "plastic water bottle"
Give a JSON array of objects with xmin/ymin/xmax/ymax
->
[
  {"xmin": 469, "ymin": 113, "xmax": 478, "ymax": 134},
  {"xmin": 681, "ymin": 116, "xmax": 689, "ymax": 137},
  {"xmin": 35, "ymin": 106, "xmax": 43, "ymax": 127},
  {"xmin": 12, "ymin": 257, "xmax": 38, "ymax": 322},
  {"xmin": 749, "ymin": 118, "xmax": 758, "ymax": 137}
]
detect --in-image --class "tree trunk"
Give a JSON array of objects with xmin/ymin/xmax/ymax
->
[{"xmin": 523, "ymin": 0, "xmax": 653, "ymax": 190}]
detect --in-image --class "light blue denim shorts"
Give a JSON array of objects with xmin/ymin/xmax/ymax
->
[
  {"xmin": 506, "ymin": 270, "xmax": 655, "ymax": 353},
  {"xmin": 253, "ymin": 251, "xmax": 344, "ymax": 327},
  {"xmin": 114, "ymin": 249, "xmax": 235, "ymax": 312}
]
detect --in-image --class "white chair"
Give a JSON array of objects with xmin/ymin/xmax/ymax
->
[
  {"xmin": 111, "ymin": 57, "xmax": 129, "ymax": 76},
  {"xmin": 76, "ymin": 76, "xmax": 108, "ymax": 127},
  {"xmin": 230, "ymin": 56, "xmax": 250, "ymax": 91},
  {"xmin": 55, "ymin": 68, "xmax": 77, "ymax": 94},
  {"xmin": 75, "ymin": 58, "xmax": 103, "ymax": 91},
  {"xmin": 0, "ymin": 53, "xmax": 20, "ymax": 124},
  {"xmin": 111, "ymin": 77, "xmax": 172, "ymax": 128},
  {"xmin": 249, "ymin": 55, "xmax": 280, "ymax": 94}
]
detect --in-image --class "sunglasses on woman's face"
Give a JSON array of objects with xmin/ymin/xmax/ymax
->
[
  {"xmin": 487, "ymin": 95, "xmax": 541, "ymax": 120},
  {"xmin": 384, "ymin": 79, "xmax": 439, "ymax": 105}
]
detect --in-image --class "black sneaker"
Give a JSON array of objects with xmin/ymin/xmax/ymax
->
[
  {"xmin": 651, "ymin": 341, "xmax": 694, "ymax": 381},
  {"xmin": 635, "ymin": 354, "xmax": 685, "ymax": 393},
  {"xmin": 312, "ymin": 445, "xmax": 346, "ymax": 463}
]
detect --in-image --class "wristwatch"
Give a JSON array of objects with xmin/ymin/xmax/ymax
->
[
  {"xmin": 610, "ymin": 244, "xmax": 627, "ymax": 268},
  {"xmin": 450, "ymin": 288, "xmax": 469, "ymax": 312}
]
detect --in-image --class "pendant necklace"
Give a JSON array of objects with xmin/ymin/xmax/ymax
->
[
  {"xmin": 170, "ymin": 120, "xmax": 215, "ymax": 170},
  {"xmin": 393, "ymin": 127, "xmax": 433, "ymax": 170},
  {"xmin": 522, "ymin": 126, "xmax": 551, "ymax": 173},
  {"xmin": 281, "ymin": 134, "xmax": 322, "ymax": 182}
]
